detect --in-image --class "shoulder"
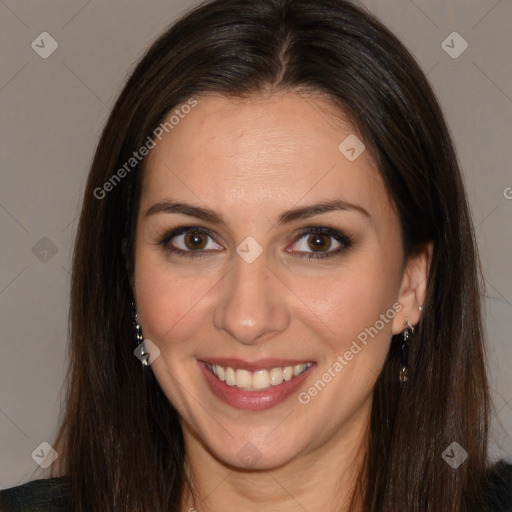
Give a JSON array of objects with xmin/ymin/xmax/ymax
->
[
  {"xmin": 0, "ymin": 477, "xmax": 69, "ymax": 512},
  {"xmin": 482, "ymin": 459, "xmax": 512, "ymax": 512}
]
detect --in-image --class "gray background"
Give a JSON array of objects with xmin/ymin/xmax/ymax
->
[{"xmin": 1, "ymin": 0, "xmax": 511, "ymax": 489}]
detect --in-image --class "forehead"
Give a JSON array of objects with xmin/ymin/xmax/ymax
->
[{"xmin": 141, "ymin": 92, "xmax": 392, "ymax": 222}]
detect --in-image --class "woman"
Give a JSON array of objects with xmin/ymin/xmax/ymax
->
[{"xmin": 1, "ymin": 0, "xmax": 510, "ymax": 510}]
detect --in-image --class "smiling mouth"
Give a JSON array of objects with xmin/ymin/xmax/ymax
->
[{"xmin": 204, "ymin": 362, "xmax": 314, "ymax": 391}]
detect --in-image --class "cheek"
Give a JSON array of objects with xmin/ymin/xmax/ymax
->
[
  {"xmin": 133, "ymin": 250, "xmax": 214, "ymax": 349},
  {"xmin": 293, "ymin": 256, "xmax": 401, "ymax": 342},
  {"xmin": 289, "ymin": 252, "xmax": 403, "ymax": 400}
]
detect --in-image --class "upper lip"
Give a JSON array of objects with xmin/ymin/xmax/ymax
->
[{"xmin": 200, "ymin": 358, "xmax": 315, "ymax": 372}]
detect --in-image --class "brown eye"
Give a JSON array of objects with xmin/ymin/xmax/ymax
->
[
  {"xmin": 158, "ymin": 227, "xmax": 223, "ymax": 257},
  {"xmin": 184, "ymin": 231, "xmax": 208, "ymax": 250},
  {"xmin": 307, "ymin": 233, "xmax": 332, "ymax": 252},
  {"xmin": 287, "ymin": 227, "xmax": 352, "ymax": 259}
]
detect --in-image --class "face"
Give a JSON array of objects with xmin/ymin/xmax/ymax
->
[{"xmin": 133, "ymin": 91, "xmax": 422, "ymax": 471}]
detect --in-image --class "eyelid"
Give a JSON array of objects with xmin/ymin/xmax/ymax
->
[
  {"xmin": 155, "ymin": 226, "xmax": 223, "ymax": 260},
  {"xmin": 293, "ymin": 225, "xmax": 352, "ymax": 245},
  {"xmin": 157, "ymin": 226, "xmax": 220, "ymax": 246},
  {"xmin": 287, "ymin": 226, "xmax": 352, "ymax": 257}
]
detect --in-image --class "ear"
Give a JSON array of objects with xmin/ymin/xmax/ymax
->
[{"xmin": 392, "ymin": 241, "xmax": 433, "ymax": 335}]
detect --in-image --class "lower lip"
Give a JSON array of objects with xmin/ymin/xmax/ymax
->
[{"xmin": 198, "ymin": 361, "xmax": 315, "ymax": 411}]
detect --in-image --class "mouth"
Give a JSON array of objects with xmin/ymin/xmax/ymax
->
[
  {"xmin": 198, "ymin": 358, "xmax": 316, "ymax": 410},
  {"xmin": 204, "ymin": 361, "xmax": 314, "ymax": 391}
]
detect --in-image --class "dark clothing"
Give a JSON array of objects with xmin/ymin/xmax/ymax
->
[
  {"xmin": 0, "ymin": 476, "xmax": 68, "ymax": 512},
  {"xmin": 482, "ymin": 460, "xmax": 512, "ymax": 512}
]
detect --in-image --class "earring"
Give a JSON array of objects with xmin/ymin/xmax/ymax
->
[
  {"xmin": 131, "ymin": 301, "xmax": 144, "ymax": 345},
  {"xmin": 418, "ymin": 305, "xmax": 423, "ymax": 312},
  {"xmin": 399, "ymin": 319, "xmax": 414, "ymax": 385},
  {"xmin": 132, "ymin": 301, "xmax": 151, "ymax": 367}
]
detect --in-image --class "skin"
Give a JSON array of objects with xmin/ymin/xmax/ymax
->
[{"xmin": 132, "ymin": 91, "xmax": 431, "ymax": 512}]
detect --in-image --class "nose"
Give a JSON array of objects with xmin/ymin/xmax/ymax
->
[{"xmin": 213, "ymin": 251, "xmax": 290, "ymax": 345}]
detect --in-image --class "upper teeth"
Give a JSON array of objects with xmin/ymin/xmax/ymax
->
[{"xmin": 206, "ymin": 363, "xmax": 313, "ymax": 391}]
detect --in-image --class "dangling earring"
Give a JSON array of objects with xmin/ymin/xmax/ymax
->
[
  {"xmin": 131, "ymin": 301, "xmax": 144, "ymax": 345},
  {"xmin": 132, "ymin": 301, "xmax": 151, "ymax": 367},
  {"xmin": 399, "ymin": 319, "xmax": 414, "ymax": 385}
]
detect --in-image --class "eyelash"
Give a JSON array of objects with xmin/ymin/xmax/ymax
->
[{"xmin": 156, "ymin": 225, "xmax": 352, "ymax": 260}]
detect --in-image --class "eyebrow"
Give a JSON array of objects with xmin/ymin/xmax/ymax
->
[{"xmin": 144, "ymin": 199, "xmax": 370, "ymax": 225}]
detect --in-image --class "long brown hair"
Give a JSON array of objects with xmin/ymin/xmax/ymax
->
[{"xmin": 53, "ymin": 0, "xmax": 495, "ymax": 510}]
